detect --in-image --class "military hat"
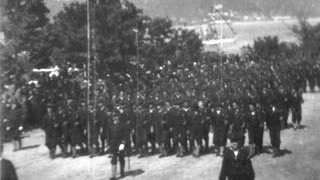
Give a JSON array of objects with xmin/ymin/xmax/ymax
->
[
  {"xmin": 56, "ymin": 100, "xmax": 65, "ymax": 107},
  {"xmin": 193, "ymin": 102, "xmax": 200, "ymax": 111},
  {"xmin": 104, "ymin": 98, "xmax": 113, "ymax": 105},
  {"xmin": 154, "ymin": 99, "xmax": 163, "ymax": 106},
  {"xmin": 144, "ymin": 99, "xmax": 155, "ymax": 106},
  {"xmin": 247, "ymin": 98, "xmax": 256, "ymax": 106}
]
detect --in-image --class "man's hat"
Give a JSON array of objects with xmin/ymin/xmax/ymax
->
[{"xmin": 229, "ymin": 133, "xmax": 242, "ymax": 143}]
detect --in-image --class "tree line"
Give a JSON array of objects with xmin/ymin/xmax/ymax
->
[{"xmin": 0, "ymin": 0, "xmax": 320, "ymax": 108}]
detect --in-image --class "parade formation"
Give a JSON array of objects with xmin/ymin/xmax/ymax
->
[
  {"xmin": 2, "ymin": 47, "xmax": 319, "ymax": 179},
  {"xmin": 2, "ymin": 45, "xmax": 319, "ymax": 161},
  {"xmin": 1, "ymin": 0, "xmax": 320, "ymax": 180}
]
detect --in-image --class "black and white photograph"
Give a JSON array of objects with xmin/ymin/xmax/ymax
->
[{"xmin": 0, "ymin": 0, "xmax": 320, "ymax": 179}]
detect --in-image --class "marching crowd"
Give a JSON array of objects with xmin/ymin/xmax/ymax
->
[
  {"xmin": 39, "ymin": 78, "xmax": 306, "ymax": 160},
  {"xmin": 1, "ymin": 50, "xmax": 320, "ymax": 179}
]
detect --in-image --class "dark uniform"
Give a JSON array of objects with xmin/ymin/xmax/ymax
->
[
  {"xmin": 229, "ymin": 103, "xmax": 245, "ymax": 148},
  {"xmin": 159, "ymin": 107, "xmax": 169, "ymax": 158},
  {"xmin": 70, "ymin": 107, "xmax": 85, "ymax": 158},
  {"xmin": 279, "ymin": 88, "xmax": 291, "ymax": 129},
  {"xmin": 266, "ymin": 105, "xmax": 281, "ymax": 157},
  {"xmin": 1, "ymin": 105, "xmax": 10, "ymax": 142},
  {"xmin": 99, "ymin": 106, "xmax": 110, "ymax": 154},
  {"xmin": 213, "ymin": 106, "xmax": 229, "ymax": 156},
  {"xmin": 260, "ymin": 87, "xmax": 272, "ymax": 122},
  {"xmin": 89, "ymin": 107, "xmax": 101, "ymax": 157},
  {"xmin": 136, "ymin": 107, "xmax": 147, "ymax": 158},
  {"xmin": 122, "ymin": 108, "xmax": 134, "ymax": 156},
  {"xmin": 109, "ymin": 113, "xmax": 126, "ymax": 180},
  {"xmin": 316, "ymin": 64, "xmax": 320, "ymax": 90},
  {"xmin": 190, "ymin": 106, "xmax": 202, "ymax": 157},
  {"xmin": 57, "ymin": 107, "xmax": 70, "ymax": 157},
  {"xmin": 200, "ymin": 108, "xmax": 210, "ymax": 153},
  {"xmin": 246, "ymin": 104, "xmax": 264, "ymax": 157},
  {"xmin": 176, "ymin": 106, "xmax": 190, "ymax": 156},
  {"xmin": 146, "ymin": 106, "xmax": 157, "ymax": 154},
  {"xmin": 6, "ymin": 105, "xmax": 23, "ymax": 151},
  {"xmin": 291, "ymin": 89, "xmax": 303, "ymax": 129},
  {"xmin": 255, "ymin": 103, "xmax": 265, "ymax": 154},
  {"xmin": 307, "ymin": 66, "xmax": 316, "ymax": 92},
  {"xmin": 126, "ymin": 106, "xmax": 136, "ymax": 153},
  {"xmin": 166, "ymin": 106, "xmax": 176, "ymax": 154},
  {"xmin": 42, "ymin": 105, "xmax": 60, "ymax": 159},
  {"xmin": 78, "ymin": 105, "xmax": 89, "ymax": 149},
  {"xmin": 154, "ymin": 105, "xmax": 163, "ymax": 156}
]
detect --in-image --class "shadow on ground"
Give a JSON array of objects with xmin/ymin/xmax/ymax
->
[
  {"xmin": 125, "ymin": 169, "xmax": 145, "ymax": 177},
  {"xmin": 296, "ymin": 124, "xmax": 308, "ymax": 130},
  {"xmin": 18, "ymin": 144, "xmax": 40, "ymax": 151},
  {"xmin": 279, "ymin": 149, "xmax": 292, "ymax": 157},
  {"xmin": 262, "ymin": 146, "xmax": 292, "ymax": 157},
  {"xmin": 284, "ymin": 124, "xmax": 308, "ymax": 130}
]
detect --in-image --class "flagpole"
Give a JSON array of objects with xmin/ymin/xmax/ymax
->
[
  {"xmin": 86, "ymin": 0, "xmax": 91, "ymax": 150},
  {"xmin": 135, "ymin": 16, "xmax": 140, "ymax": 149},
  {"xmin": 93, "ymin": 0, "xmax": 98, "ymax": 134}
]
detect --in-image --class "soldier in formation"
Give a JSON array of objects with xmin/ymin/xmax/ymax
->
[
  {"xmin": 109, "ymin": 109, "xmax": 127, "ymax": 180},
  {"xmin": 5, "ymin": 102, "xmax": 24, "ymax": 151},
  {"xmin": 35, "ymin": 76, "xmax": 308, "ymax": 160},
  {"xmin": 42, "ymin": 104, "xmax": 60, "ymax": 159},
  {"xmin": 4, "ymin": 45, "xmax": 320, "ymax": 165}
]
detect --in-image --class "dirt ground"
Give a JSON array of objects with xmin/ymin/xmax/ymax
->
[{"xmin": 2, "ymin": 90, "xmax": 320, "ymax": 180}]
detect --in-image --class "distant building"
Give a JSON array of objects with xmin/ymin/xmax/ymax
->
[
  {"xmin": 0, "ymin": 32, "xmax": 4, "ymax": 45},
  {"xmin": 272, "ymin": 16, "xmax": 293, "ymax": 21}
]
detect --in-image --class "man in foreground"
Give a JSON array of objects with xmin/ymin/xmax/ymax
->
[
  {"xmin": 0, "ymin": 144, "xmax": 18, "ymax": 180},
  {"xmin": 219, "ymin": 134, "xmax": 255, "ymax": 180}
]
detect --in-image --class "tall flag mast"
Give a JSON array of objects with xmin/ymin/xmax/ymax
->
[{"xmin": 86, "ymin": 0, "xmax": 92, "ymax": 149}]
